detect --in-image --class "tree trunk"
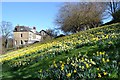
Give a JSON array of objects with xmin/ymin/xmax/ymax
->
[{"xmin": 5, "ymin": 39, "xmax": 8, "ymax": 48}]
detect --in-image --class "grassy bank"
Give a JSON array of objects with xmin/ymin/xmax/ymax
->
[{"xmin": 1, "ymin": 23, "xmax": 120, "ymax": 79}]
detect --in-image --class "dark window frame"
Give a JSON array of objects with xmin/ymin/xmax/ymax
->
[
  {"xmin": 21, "ymin": 40, "xmax": 23, "ymax": 45},
  {"xmin": 21, "ymin": 34, "xmax": 23, "ymax": 37}
]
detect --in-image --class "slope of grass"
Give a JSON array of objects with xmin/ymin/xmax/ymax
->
[{"xmin": 1, "ymin": 23, "xmax": 120, "ymax": 79}]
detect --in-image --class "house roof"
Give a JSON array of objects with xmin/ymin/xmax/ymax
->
[
  {"xmin": 13, "ymin": 26, "xmax": 31, "ymax": 32},
  {"xmin": 39, "ymin": 30, "xmax": 51, "ymax": 36},
  {"xmin": 13, "ymin": 26, "xmax": 52, "ymax": 36}
]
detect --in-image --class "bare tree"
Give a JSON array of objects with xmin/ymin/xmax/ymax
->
[
  {"xmin": 107, "ymin": 0, "xmax": 120, "ymax": 14},
  {"xmin": 0, "ymin": 21, "xmax": 13, "ymax": 49},
  {"xmin": 55, "ymin": 2, "xmax": 106, "ymax": 33},
  {"xmin": 46, "ymin": 29, "xmax": 58, "ymax": 37},
  {"xmin": 106, "ymin": 0, "xmax": 120, "ymax": 20}
]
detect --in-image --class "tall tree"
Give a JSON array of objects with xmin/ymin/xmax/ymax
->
[
  {"xmin": 112, "ymin": 9, "xmax": 120, "ymax": 22},
  {"xmin": 0, "ymin": 21, "xmax": 13, "ymax": 48},
  {"xmin": 55, "ymin": 2, "xmax": 106, "ymax": 33}
]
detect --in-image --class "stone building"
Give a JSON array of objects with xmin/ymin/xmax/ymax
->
[{"xmin": 13, "ymin": 25, "xmax": 52, "ymax": 47}]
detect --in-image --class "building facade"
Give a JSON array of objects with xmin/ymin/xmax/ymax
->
[{"xmin": 13, "ymin": 26, "xmax": 43, "ymax": 47}]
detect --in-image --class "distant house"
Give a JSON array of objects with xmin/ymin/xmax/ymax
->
[
  {"xmin": 39, "ymin": 30, "xmax": 53, "ymax": 40},
  {"xmin": 13, "ymin": 25, "xmax": 52, "ymax": 47}
]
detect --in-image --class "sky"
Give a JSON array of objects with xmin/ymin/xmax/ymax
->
[
  {"xmin": 2, "ymin": 2, "xmax": 62, "ymax": 32},
  {"xmin": 2, "ymin": 2, "xmax": 112, "ymax": 33}
]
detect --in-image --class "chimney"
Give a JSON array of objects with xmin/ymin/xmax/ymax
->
[
  {"xmin": 32, "ymin": 27, "xmax": 36, "ymax": 33},
  {"xmin": 33, "ymin": 27, "xmax": 36, "ymax": 30}
]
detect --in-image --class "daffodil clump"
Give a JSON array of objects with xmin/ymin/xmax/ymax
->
[
  {"xmin": 1, "ymin": 23, "xmax": 120, "ymax": 79},
  {"xmin": 38, "ymin": 50, "xmax": 119, "ymax": 79}
]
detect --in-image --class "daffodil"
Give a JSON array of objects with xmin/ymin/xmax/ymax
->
[
  {"xmin": 66, "ymin": 73, "xmax": 71, "ymax": 78},
  {"xmin": 86, "ymin": 63, "xmax": 89, "ymax": 68},
  {"xmin": 61, "ymin": 63, "xmax": 64, "ymax": 71},
  {"xmin": 39, "ymin": 69, "xmax": 42, "ymax": 73},
  {"xmin": 100, "ymin": 52, "xmax": 105, "ymax": 55},
  {"xmin": 105, "ymin": 35, "xmax": 109, "ymax": 39},
  {"xmin": 82, "ymin": 66, "xmax": 84, "ymax": 69},
  {"xmin": 97, "ymin": 68, "xmax": 99, "ymax": 71},
  {"xmin": 106, "ymin": 59, "xmax": 110, "ymax": 62},
  {"xmin": 74, "ymin": 70, "xmax": 77, "ymax": 73},
  {"xmin": 54, "ymin": 63, "xmax": 57, "ymax": 68},
  {"xmin": 98, "ymin": 73, "xmax": 101, "ymax": 77},
  {"xmin": 89, "ymin": 64, "xmax": 92, "ymax": 67},
  {"xmin": 102, "ymin": 58, "xmax": 105, "ymax": 63},
  {"xmin": 61, "ymin": 66, "xmax": 64, "ymax": 71},
  {"xmin": 108, "ymin": 41, "xmax": 113, "ymax": 44},
  {"xmin": 103, "ymin": 72, "xmax": 107, "ymax": 75},
  {"xmin": 59, "ymin": 61, "xmax": 62, "ymax": 63}
]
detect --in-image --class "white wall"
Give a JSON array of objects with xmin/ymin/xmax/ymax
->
[{"xmin": 36, "ymin": 35, "xmax": 42, "ymax": 41}]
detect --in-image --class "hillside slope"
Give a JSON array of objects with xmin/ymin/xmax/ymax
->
[{"xmin": 1, "ymin": 23, "xmax": 120, "ymax": 79}]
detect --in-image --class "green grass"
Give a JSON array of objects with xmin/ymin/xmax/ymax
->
[{"xmin": 1, "ymin": 23, "xmax": 120, "ymax": 79}]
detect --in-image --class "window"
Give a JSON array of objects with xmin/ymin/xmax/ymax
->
[
  {"xmin": 24, "ymin": 40, "xmax": 28, "ymax": 43},
  {"xmin": 21, "ymin": 34, "xmax": 23, "ymax": 37},
  {"xmin": 21, "ymin": 40, "xmax": 23, "ymax": 45},
  {"xmin": 20, "ymin": 28, "xmax": 23, "ymax": 30},
  {"xmin": 15, "ymin": 40, "xmax": 17, "ymax": 45}
]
